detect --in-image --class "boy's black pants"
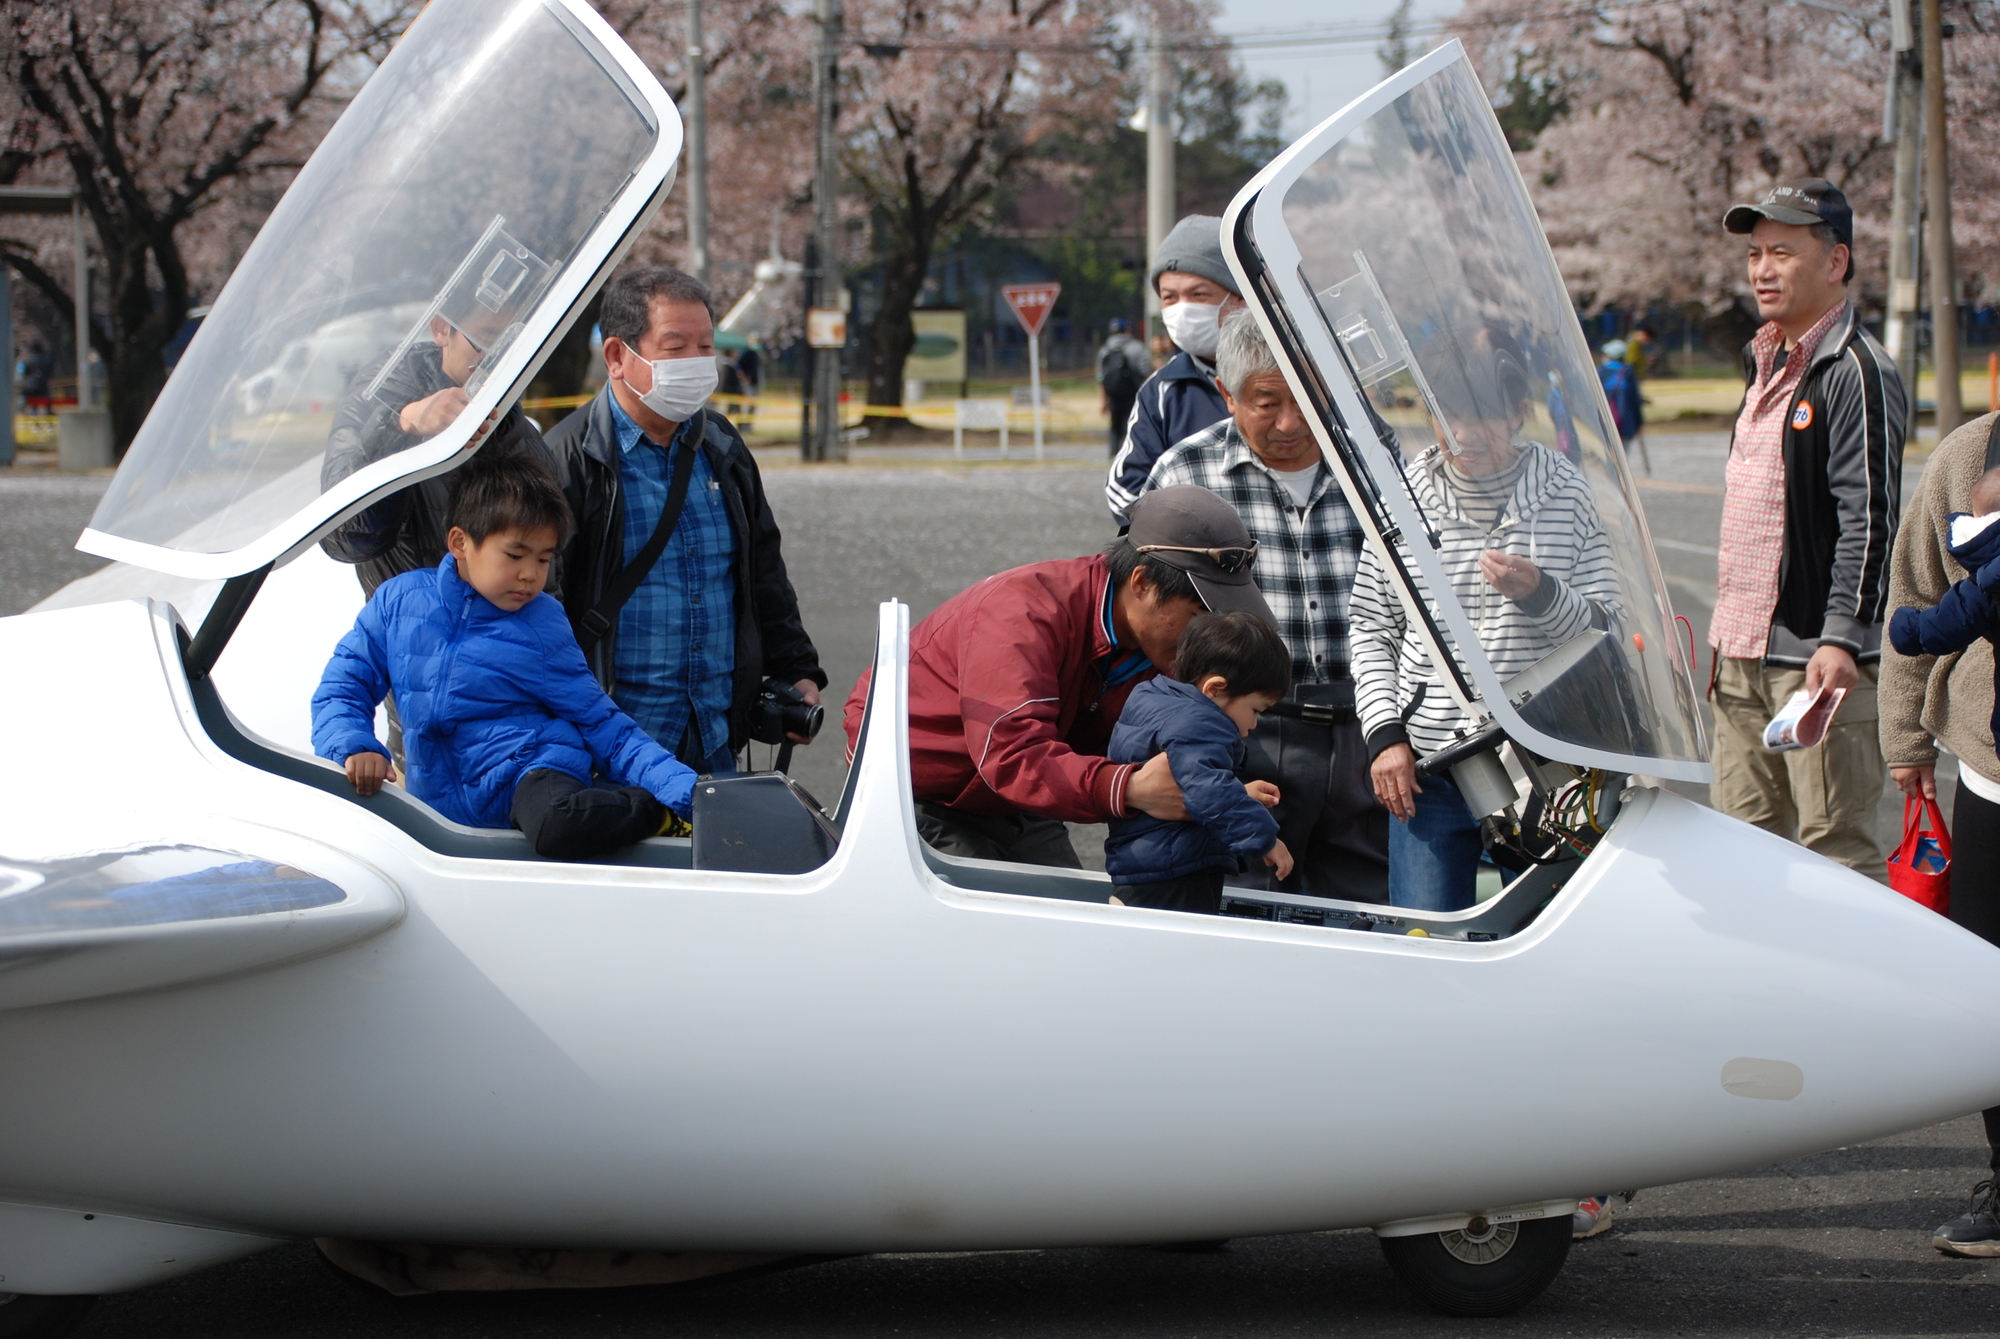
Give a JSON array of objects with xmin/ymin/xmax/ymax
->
[
  {"xmin": 511, "ymin": 768, "xmax": 664, "ymax": 861},
  {"xmin": 1114, "ymin": 869, "xmax": 1225, "ymax": 915}
]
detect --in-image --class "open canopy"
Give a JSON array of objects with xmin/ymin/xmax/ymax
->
[
  {"xmin": 1225, "ymin": 43, "xmax": 1708, "ymax": 781},
  {"xmin": 80, "ymin": 0, "xmax": 681, "ymax": 581}
]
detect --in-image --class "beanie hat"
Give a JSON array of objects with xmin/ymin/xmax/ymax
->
[{"xmin": 1148, "ymin": 215, "xmax": 1240, "ymax": 298}]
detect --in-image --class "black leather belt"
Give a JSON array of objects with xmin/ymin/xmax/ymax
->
[{"xmin": 1265, "ymin": 682, "xmax": 1356, "ymax": 726}]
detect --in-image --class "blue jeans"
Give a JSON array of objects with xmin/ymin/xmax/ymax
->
[{"xmin": 1388, "ymin": 773, "xmax": 1483, "ymax": 912}]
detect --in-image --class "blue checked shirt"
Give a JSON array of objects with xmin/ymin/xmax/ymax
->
[
  {"xmin": 610, "ymin": 397, "xmax": 738, "ymax": 759},
  {"xmin": 1141, "ymin": 419, "xmax": 1363, "ymax": 685}
]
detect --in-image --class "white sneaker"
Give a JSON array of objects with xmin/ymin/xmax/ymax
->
[{"xmin": 1573, "ymin": 1195, "xmax": 1615, "ymax": 1239}]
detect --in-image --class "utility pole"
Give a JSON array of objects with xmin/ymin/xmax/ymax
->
[
  {"xmin": 809, "ymin": 0, "xmax": 844, "ymax": 463},
  {"xmin": 1143, "ymin": 9, "xmax": 1174, "ymax": 328},
  {"xmin": 685, "ymin": 0, "xmax": 709, "ymax": 286},
  {"xmin": 1886, "ymin": 0, "xmax": 1922, "ymax": 439},
  {"xmin": 1922, "ymin": 0, "xmax": 1961, "ymax": 436}
]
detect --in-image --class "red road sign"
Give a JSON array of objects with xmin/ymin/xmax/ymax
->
[{"xmin": 1001, "ymin": 282, "xmax": 1062, "ymax": 338}]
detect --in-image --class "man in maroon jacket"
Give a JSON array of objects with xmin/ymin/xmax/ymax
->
[{"xmin": 844, "ymin": 486, "xmax": 1275, "ymax": 866}]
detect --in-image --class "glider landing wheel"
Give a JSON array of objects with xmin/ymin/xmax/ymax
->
[
  {"xmin": 1378, "ymin": 1214, "xmax": 1571, "ymax": 1317},
  {"xmin": 0, "ymin": 1293, "xmax": 96, "ymax": 1339}
]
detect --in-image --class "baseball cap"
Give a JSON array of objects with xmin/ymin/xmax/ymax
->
[
  {"xmin": 1126, "ymin": 485, "xmax": 1276, "ymax": 623},
  {"xmin": 1601, "ymin": 339, "xmax": 1628, "ymax": 361},
  {"xmin": 1724, "ymin": 178, "xmax": 1853, "ymax": 249}
]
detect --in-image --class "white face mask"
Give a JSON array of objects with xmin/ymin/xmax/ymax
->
[
  {"xmin": 623, "ymin": 354, "xmax": 718, "ymax": 423},
  {"xmin": 1161, "ymin": 301, "xmax": 1224, "ymax": 360}
]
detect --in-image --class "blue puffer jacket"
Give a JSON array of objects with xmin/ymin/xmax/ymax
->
[
  {"xmin": 312, "ymin": 556, "xmax": 697, "ymax": 828},
  {"xmin": 1103, "ymin": 676, "xmax": 1280, "ymax": 884}
]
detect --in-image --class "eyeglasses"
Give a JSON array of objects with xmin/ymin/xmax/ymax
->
[{"xmin": 1137, "ymin": 541, "xmax": 1259, "ymax": 574}]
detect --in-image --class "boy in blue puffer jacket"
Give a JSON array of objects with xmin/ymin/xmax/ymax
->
[
  {"xmin": 1889, "ymin": 465, "xmax": 2000, "ymax": 745},
  {"xmin": 1105, "ymin": 611, "xmax": 1295, "ymax": 913},
  {"xmin": 313, "ymin": 450, "xmax": 697, "ymax": 860}
]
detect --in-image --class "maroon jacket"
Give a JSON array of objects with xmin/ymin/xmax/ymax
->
[{"xmin": 843, "ymin": 556, "xmax": 1153, "ymax": 823}]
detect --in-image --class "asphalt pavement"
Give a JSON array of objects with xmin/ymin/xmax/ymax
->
[{"xmin": 4, "ymin": 438, "xmax": 1999, "ymax": 1336}]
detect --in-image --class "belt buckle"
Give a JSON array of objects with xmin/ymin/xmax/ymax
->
[{"xmin": 1297, "ymin": 702, "xmax": 1337, "ymax": 725}]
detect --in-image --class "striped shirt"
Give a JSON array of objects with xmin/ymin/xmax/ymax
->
[
  {"xmin": 1710, "ymin": 303, "xmax": 1844, "ymax": 660},
  {"xmin": 1351, "ymin": 441, "xmax": 1621, "ymax": 757},
  {"xmin": 1141, "ymin": 418, "xmax": 1364, "ymax": 684},
  {"xmin": 610, "ymin": 397, "xmax": 738, "ymax": 758}
]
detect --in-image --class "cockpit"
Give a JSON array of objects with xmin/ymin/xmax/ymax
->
[{"xmin": 70, "ymin": 10, "xmax": 1705, "ymax": 950}]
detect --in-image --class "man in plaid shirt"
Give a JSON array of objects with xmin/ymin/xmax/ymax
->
[{"xmin": 1140, "ymin": 311, "xmax": 1387, "ymax": 902}]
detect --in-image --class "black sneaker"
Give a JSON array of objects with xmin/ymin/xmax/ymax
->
[{"xmin": 1933, "ymin": 1179, "xmax": 2000, "ymax": 1257}]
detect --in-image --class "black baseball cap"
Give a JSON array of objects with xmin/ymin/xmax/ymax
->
[
  {"xmin": 1126, "ymin": 485, "xmax": 1276, "ymax": 623},
  {"xmin": 1724, "ymin": 178, "xmax": 1853, "ymax": 249}
]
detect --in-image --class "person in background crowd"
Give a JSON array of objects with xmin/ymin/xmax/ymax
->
[
  {"xmin": 1599, "ymin": 338, "xmax": 1646, "ymax": 470},
  {"xmin": 545, "ymin": 266, "xmax": 825, "ymax": 775},
  {"xmin": 842, "ymin": 486, "xmax": 1275, "ymax": 868},
  {"xmin": 1097, "ymin": 317, "xmax": 1152, "ymax": 458},
  {"xmin": 1708, "ymin": 179, "xmax": 1905, "ymax": 880},
  {"xmin": 1880, "ymin": 412, "xmax": 2000, "ymax": 1258},
  {"xmin": 1141, "ymin": 310, "xmax": 1387, "ymax": 902},
  {"xmin": 1629, "ymin": 323, "xmax": 1655, "ymax": 380},
  {"xmin": 18, "ymin": 335, "xmax": 52, "ymax": 408},
  {"xmin": 1106, "ymin": 215, "xmax": 1246, "ymax": 523}
]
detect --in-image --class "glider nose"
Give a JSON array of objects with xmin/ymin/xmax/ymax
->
[{"xmin": 1574, "ymin": 789, "xmax": 2000, "ymax": 1162}]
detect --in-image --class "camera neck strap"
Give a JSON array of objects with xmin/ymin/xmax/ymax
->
[{"xmin": 576, "ymin": 423, "xmax": 701, "ymax": 651}]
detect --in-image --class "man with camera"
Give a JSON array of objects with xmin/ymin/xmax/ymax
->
[{"xmin": 546, "ymin": 266, "xmax": 825, "ymax": 772}]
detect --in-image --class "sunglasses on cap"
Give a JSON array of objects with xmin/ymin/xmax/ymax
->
[{"xmin": 1136, "ymin": 540, "xmax": 1259, "ymax": 574}]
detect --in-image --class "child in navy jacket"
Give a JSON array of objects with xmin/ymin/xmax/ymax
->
[
  {"xmin": 313, "ymin": 450, "xmax": 697, "ymax": 860},
  {"xmin": 1105, "ymin": 611, "xmax": 1295, "ymax": 913},
  {"xmin": 1889, "ymin": 464, "xmax": 2000, "ymax": 744}
]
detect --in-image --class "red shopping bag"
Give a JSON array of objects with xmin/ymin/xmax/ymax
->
[{"xmin": 1888, "ymin": 795, "xmax": 1952, "ymax": 915}]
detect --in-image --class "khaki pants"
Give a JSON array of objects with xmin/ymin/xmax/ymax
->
[{"xmin": 1711, "ymin": 656, "xmax": 1887, "ymax": 882}]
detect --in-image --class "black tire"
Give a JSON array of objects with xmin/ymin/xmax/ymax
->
[
  {"xmin": 0, "ymin": 1293, "xmax": 96, "ymax": 1339},
  {"xmin": 1378, "ymin": 1213, "xmax": 1571, "ymax": 1317}
]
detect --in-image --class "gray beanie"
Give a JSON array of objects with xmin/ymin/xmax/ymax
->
[{"xmin": 1148, "ymin": 214, "xmax": 1239, "ymax": 297}]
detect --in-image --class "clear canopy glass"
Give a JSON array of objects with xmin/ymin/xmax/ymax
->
[
  {"xmin": 1231, "ymin": 46, "xmax": 1707, "ymax": 778},
  {"xmin": 81, "ymin": 0, "xmax": 678, "ymax": 580}
]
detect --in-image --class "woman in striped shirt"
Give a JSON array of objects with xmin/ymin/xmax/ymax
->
[{"xmin": 1352, "ymin": 326, "xmax": 1621, "ymax": 911}]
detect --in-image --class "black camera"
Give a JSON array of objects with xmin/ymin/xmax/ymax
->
[{"xmin": 748, "ymin": 677, "xmax": 823, "ymax": 746}]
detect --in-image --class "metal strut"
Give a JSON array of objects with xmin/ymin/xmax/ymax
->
[{"xmin": 182, "ymin": 564, "xmax": 273, "ymax": 681}]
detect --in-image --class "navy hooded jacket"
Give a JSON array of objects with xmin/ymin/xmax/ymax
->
[
  {"xmin": 1104, "ymin": 676, "xmax": 1280, "ymax": 884},
  {"xmin": 1889, "ymin": 514, "xmax": 2000, "ymax": 739},
  {"xmin": 1104, "ymin": 350, "xmax": 1230, "ymax": 524},
  {"xmin": 312, "ymin": 555, "xmax": 697, "ymax": 829}
]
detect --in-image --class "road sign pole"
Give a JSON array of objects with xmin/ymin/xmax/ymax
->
[{"xmin": 1029, "ymin": 331, "xmax": 1043, "ymax": 462}]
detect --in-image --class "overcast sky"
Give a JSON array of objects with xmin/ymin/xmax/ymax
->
[{"xmin": 1213, "ymin": 0, "xmax": 1466, "ymax": 138}]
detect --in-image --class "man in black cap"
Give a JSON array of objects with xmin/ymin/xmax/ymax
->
[
  {"xmin": 1708, "ymin": 178, "xmax": 1905, "ymax": 877},
  {"xmin": 842, "ymin": 485, "xmax": 1276, "ymax": 867},
  {"xmin": 1105, "ymin": 215, "xmax": 1248, "ymax": 524}
]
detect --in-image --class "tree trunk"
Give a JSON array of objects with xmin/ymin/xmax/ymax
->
[
  {"xmin": 865, "ymin": 233, "xmax": 933, "ymax": 418},
  {"xmin": 104, "ymin": 235, "xmax": 185, "ymax": 458}
]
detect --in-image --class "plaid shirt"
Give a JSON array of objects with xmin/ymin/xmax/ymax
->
[
  {"xmin": 1711, "ymin": 303, "xmax": 1844, "ymax": 660},
  {"xmin": 610, "ymin": 396, "xmax": 738, "ymax": 758},
  {"xmin": 1142, "ymin": 419, "xmax": 1364, "ymax": 683}
]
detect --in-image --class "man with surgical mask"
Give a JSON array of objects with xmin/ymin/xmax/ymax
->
[
  {"xmin": 1105, "ymin": 215, "xmax": 1246, "ymax": 525},
  {"xmin": 545, "ymin": 267, "xmax": 825, "ymax": 773}
]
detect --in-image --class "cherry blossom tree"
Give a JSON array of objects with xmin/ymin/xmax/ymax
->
[
  {"xmin": 0, "ymin": 0, "xmax": 417, "ymax": 454},
  {"xmin": 1451, "ymin": 0, "xmax": 2000, "ymax": 321},
  {"xmin": 840, "ymin": 0, "xmax": 1221, "ymax": 416}
]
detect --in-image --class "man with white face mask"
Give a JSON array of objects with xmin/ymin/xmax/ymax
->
[
  {"xmin": 1105, "ymin": 214, "xmax": 1247, "ymax": 524},
  {"xmin": 545, "ymin": 267, "xmax": 825, "ymax": 773}
]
